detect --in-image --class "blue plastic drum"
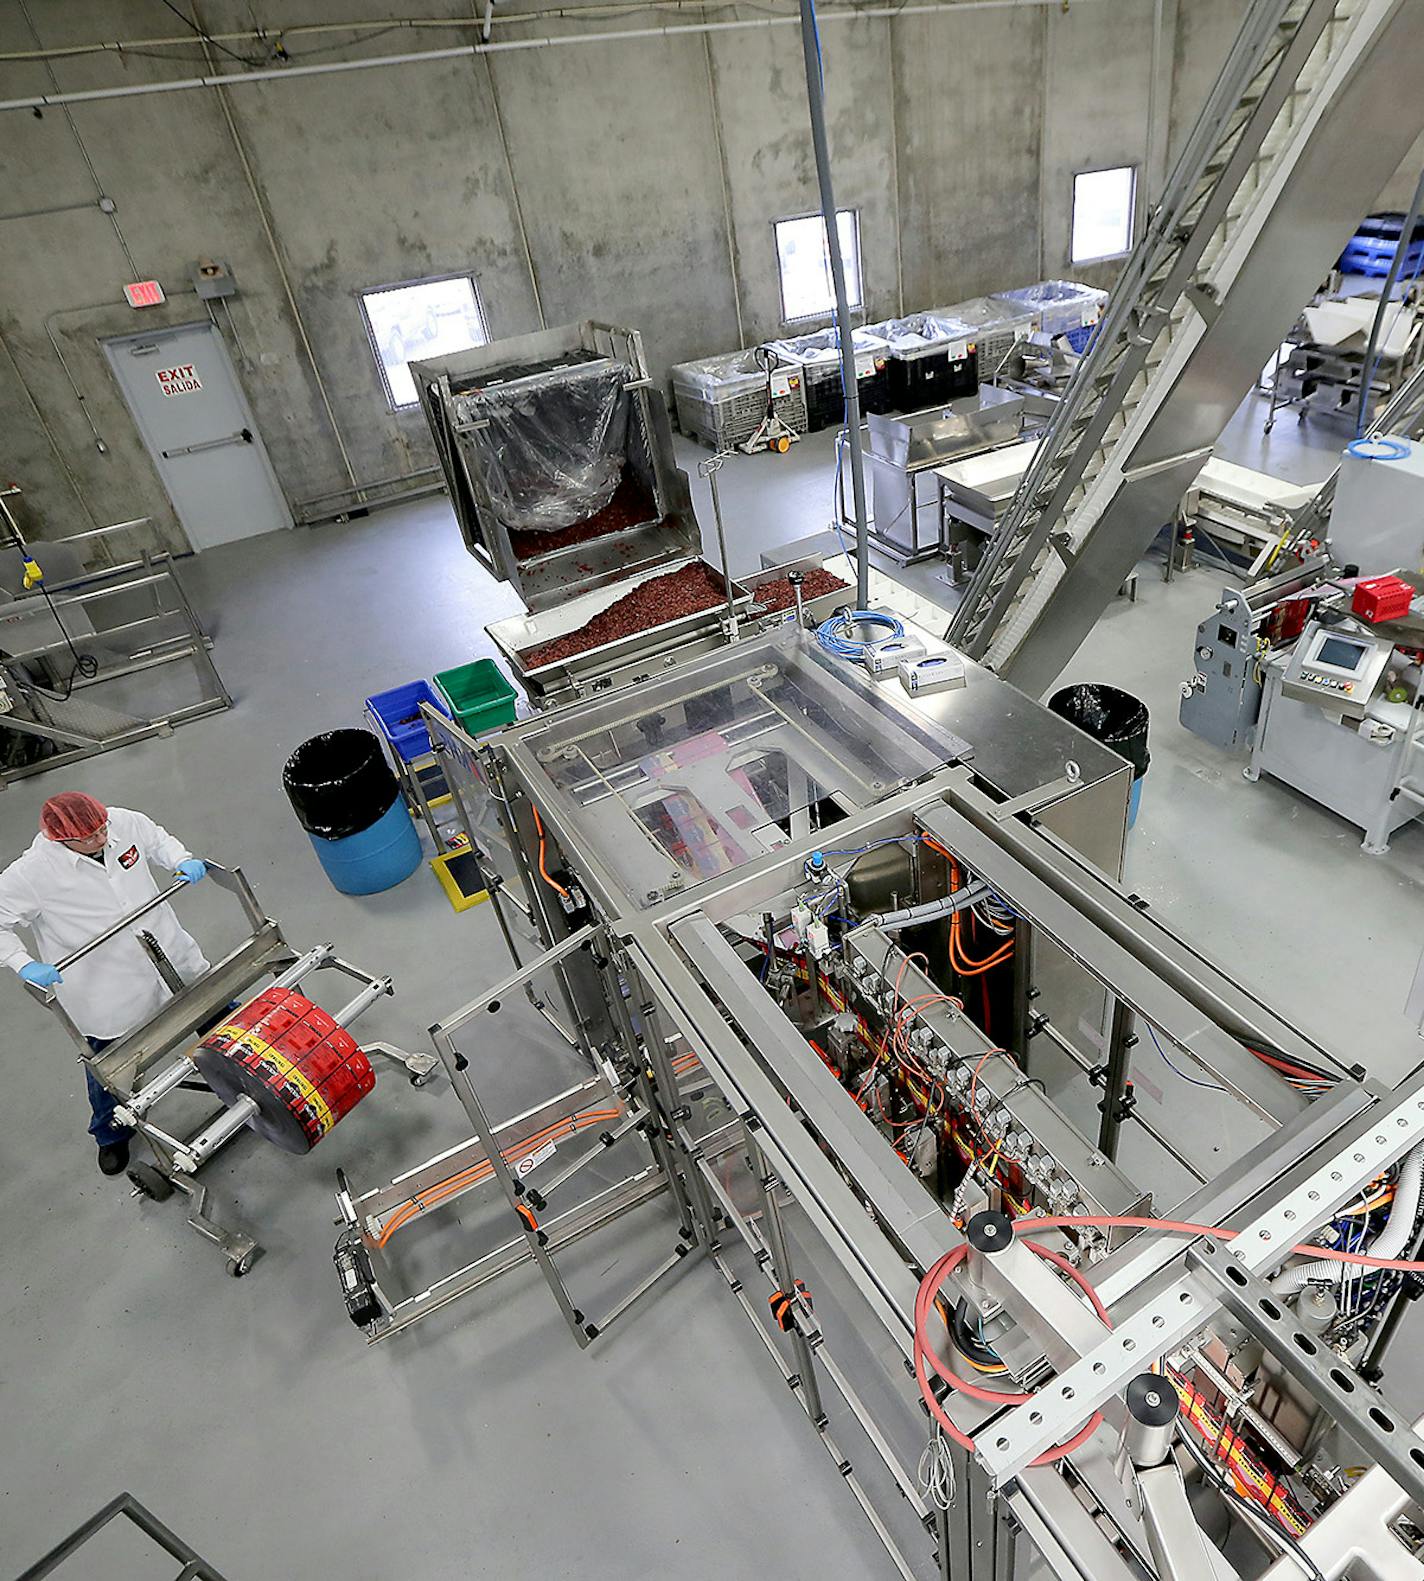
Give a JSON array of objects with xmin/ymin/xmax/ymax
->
[
  {"xmin": 283, "ymin": 730, "xmax": 422, "ymax": 895},
  {"xmin": 305, "ymin": 796, "xmax": 421, "ymax": 895}
]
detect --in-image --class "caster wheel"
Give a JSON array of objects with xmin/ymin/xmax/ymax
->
[
  {"xmin": 773, "ymin": 435, "xmax": 791, "ymax": 454},
  {"xmin": 227, "ymin": 1250, "xmax": 255, "ymax": 1278},
  {"xmin": 409, "ymin": 1072, "xmax": 431, "ymax": 1088},
  {"xmin": 127, "ymin": 1162, "xmax": 174, "ymax": 1202},
  {"xmin": 1263, "ymin": 421, "xmax": 1275, "ymax": 434}
]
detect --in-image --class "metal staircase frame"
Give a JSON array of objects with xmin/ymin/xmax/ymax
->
[{"xmin": 947, "ymin": 0, "xmax": 1424, "ymax": 696}]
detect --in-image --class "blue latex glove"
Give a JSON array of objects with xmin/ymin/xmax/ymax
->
[
  {"xmin": 19, "ymin": 962, "xmax": 62, "ymax": 988},
  {"xmin": 176, "ymin": 859, "xmax": 207, "ymax": 884}
]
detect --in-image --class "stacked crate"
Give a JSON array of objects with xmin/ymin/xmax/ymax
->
[
  {"xmin": 1339, "ymin": 212, "xmax": 1424, "ymax": 278},
  {"xmin": 869, "ymin": 313, "xmax": 980, "ymax": 408},
  {"xmin": 992, "ymin": 280, "xmax": 1108, "ymax": 354},
  {"xmin": 767, "ymin": 327, "xmax": 892, "ymax": 430},
  {"xmin": 671, "ymin": 348, "xmax": 809, "ymax": 449},
  {"xmin": 932, "ymin": 296, "xmax": 1037, "ymax": 382}
]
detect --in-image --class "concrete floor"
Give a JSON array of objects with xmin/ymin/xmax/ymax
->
[{"xmin": 5, "ymin": 392, "xmax": 1424, "ymax": 1577}]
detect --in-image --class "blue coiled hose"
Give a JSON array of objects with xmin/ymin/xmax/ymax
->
[
  {"xmin": 816, "ymin": 609, "xmax": 904, "ymax": 660},
  {"xmin": 1347, "ymin": 436, "xmax": 1411, "ymax": 461}
]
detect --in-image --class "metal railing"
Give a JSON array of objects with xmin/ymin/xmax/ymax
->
[{"xmin": 15, "ymin": 1493, "xmax": 230, "ymax": 1581}]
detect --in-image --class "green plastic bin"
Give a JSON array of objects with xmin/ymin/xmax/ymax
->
[{"xmin": 434, "ymin": 658, "xmax": 518, "ymax": 737}]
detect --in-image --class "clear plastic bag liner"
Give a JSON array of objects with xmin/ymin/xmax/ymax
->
[
  {"xmin": 671, "ymin": 348, "xmax": 777, "ymax": 399},
  {"xmin": 933, "ymin": 297, "xmax": 1037, "ymax": 336},
  {"xmin": 869, "ymin": 313, "xmax": 975, "ymax": 352},
  {"xmin": 992, "ymin": 280, "xmax": 1108, "ymax": 336},
  {"xmin": 767, "ymin": 326, "xmax": 889, "ymax": 367},
  {"xmin": 995, "ymin": 279, "xmax": 1107, "ymax": 309},
  {"xmin": 452, "ymin": 360, "xmax": 632, "ymax": 533}
]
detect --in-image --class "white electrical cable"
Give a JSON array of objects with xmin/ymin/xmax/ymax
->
[
  {"xmin": 1271, "ymin": 1141, "xmax": 1424, "ymax": 1293},
  {"xmin": 917, "ymin": 1432, "xmax": 957, "ymax": 1510}
]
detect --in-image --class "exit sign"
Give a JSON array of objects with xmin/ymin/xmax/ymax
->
[{"xmin": 123, "ymin": 280, "xmax": 166, "ymax": 308}]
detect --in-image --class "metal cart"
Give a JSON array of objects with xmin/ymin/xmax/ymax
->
[
  {"xmin": 25, "ymin": 863, "xmax": 435, "ymax": 1274},
  {"xmin": 839, "ymin": 388, "xmax": 1030, "ymax": 564},
  {"xmin": 0, "ymin": 504, "xmax": 230, "ymax": 788}
]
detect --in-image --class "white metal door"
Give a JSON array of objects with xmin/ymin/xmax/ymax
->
[{"xmin": 104, "ymin": 322, "xmax": 291, "ymax": 551}]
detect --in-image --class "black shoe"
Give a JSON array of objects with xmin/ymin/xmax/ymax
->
[{"xmin": 97, "ymin": 1139, "xmax": 130, "ymax": 1176}]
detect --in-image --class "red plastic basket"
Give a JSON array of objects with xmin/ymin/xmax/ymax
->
[{"xmin": 1352, "ymin": 575, "xmax": 1414, "ymax": 623}]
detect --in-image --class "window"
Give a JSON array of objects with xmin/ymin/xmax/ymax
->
[
  {"xmin": 1070, "ymin": 167, "xmax": 1137, "ymax": 265},
  {"xmin": 775, "ymin": 210, "xmax": 863, "ymax": 324},
  {"xmin": 361, "ymin": 274, "xmax": 487, "ymax": 409}
]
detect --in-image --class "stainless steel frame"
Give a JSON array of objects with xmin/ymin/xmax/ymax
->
[
  {"xmin": 16, "ymin": 1492, "xmax": 230, "ymax": 1581},
  {"xmin": 330, "ymin": 608, "xmax": 1424, "ymax": 1581},
  {"xmin": 485, "ymin": 552, "xmax": 851, "ymax": 708},
  {"xmin": 0, "ymin": 551, "xmax": 230, "ymax": 786},
  {"xmin": 950, "ymin": 0, "xmax": 1424, "ymax": 693},
  {"xmin": 411, "ymin": 319, "xmax": 699, "ymax": 611}
]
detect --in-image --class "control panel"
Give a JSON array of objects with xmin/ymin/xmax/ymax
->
[{"xmin": 1281, "ymin": 620, "xmax": 1393, "ymax": 720}]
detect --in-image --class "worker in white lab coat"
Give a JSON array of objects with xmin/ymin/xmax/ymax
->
[{"xmin": 0, "ymin": 791, "xmax": 210, "ymax": 1175}]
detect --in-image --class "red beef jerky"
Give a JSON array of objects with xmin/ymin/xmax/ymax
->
[
  {"xmin": 522, "ymin": 564, "xmax": 729, "ymax": 669},
  {"xmin": 751, "ymin": 568, "xmax": 849, "ymax": 613},
  {"xmin": 508, "ymin": 473, "xmax": 661, "ymax": 561}
]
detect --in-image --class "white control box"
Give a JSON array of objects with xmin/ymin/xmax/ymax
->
[
  {"xmin": 899, "ymin": 651, "xmax": 966, "ymax": 695},
  {"xmin": 862, "ymin": 635, "xmax": 926, "ymax": 676}
]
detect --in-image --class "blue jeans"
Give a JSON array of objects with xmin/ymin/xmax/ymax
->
[{"xmin": 84, "ymin": 1037, "xmax": 134, "ymax": 1150}]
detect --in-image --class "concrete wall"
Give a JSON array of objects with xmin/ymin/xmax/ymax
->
[{"xmin": 0, "ymin": 0, "xmax": 1265, "ymax": 553}]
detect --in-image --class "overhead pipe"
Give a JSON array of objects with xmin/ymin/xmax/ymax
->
[
  {"xmin": 0, "ymin": 0, "xmax": 1099, "ymax": 65},
  {"xmin": 1354, "ymin": 163, "xmax": 1424, "ymax": 439},
  {"xmin": 0, "ymin": 0, "xmax": 1113, "ymax": 114},
  {"xmin": 797, "ymin": 0, "xmax": 870, "ymax": 608}
]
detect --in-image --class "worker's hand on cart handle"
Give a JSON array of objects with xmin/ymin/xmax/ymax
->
[
  {"xmin": 19, "ymin": 962, "xmax": 62, "ymax": 988},
  {"xmin": 175, "ymin": 859, "xmax": 207, "ymax": 884}
]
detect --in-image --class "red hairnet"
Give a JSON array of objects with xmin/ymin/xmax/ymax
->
[{"xmin": 40, "ymin": 791, "xmax": 108, "ymax": 842}]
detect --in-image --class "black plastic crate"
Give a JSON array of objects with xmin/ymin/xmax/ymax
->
[
  {"xmin": 871, "ymin": 314, "xmax": 980, "ymax": 411},
  {"xmin": 771, "ymin": 330, "xmax": 892, "ymax": 431},
  {"xmin": 885, "ymin": 344, "xmax": 979, "ymax": 410},
  {"xmin": 801, "ymin": 365, "xmax": 891, "ymax": 429}
]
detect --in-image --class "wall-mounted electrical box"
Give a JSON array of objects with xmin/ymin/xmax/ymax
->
[{"xmin": 191, "ymin": 258, "xmax": 236, "ymax": 300}]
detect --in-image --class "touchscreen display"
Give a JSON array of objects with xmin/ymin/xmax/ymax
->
[{"xmin": 1316, "ymin": 636, "xmax": 1368, "ymax": 671}]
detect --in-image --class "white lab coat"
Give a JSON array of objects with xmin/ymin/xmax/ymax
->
[{"xmin": 0, "ymin": 806, "xmax": 211, "ymax": 1040}]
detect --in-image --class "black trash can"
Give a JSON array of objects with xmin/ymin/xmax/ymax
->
[
  {"xmin": 282, "ymin": 728, "xmax": 421, "ymax": 893},
  {"xmin": 1047, "ymin": 684, "xmax": 1150, "ymax": 827}
]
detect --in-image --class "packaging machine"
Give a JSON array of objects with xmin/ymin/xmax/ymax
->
[
  {"xmin": 334, "ymin": 593, "xmax": 1424, "ymax": 1581},
  {"xmin": 389, "ymin": 195, "xmax": 1424, "ymax": 1565}
]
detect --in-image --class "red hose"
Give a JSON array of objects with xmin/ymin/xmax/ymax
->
[{"xmin": 913, "ymin": 1239, "xmax": 1111, "ymax": 1464}]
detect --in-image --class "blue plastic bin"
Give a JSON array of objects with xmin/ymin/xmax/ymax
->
[
  {"xmin": 365, "ymin": 679, "xmax": 450, "ymax": 763},
  {"xmin": 305, "ymin": 796, "xmax": 422, "ymax": 895}
]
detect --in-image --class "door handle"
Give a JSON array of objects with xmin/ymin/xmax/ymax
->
[{"xmin": 161, "ymin": 428, "xmax": 253, "ymax": 460}]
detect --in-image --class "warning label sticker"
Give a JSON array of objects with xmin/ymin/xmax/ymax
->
[
  {"xmin": 157, "ymin": 364, "xmax": 202, "ymax": 397},
  {"xmin": 515, "ymin": 1139, "xmax": 558, "ymax": 1177}
]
